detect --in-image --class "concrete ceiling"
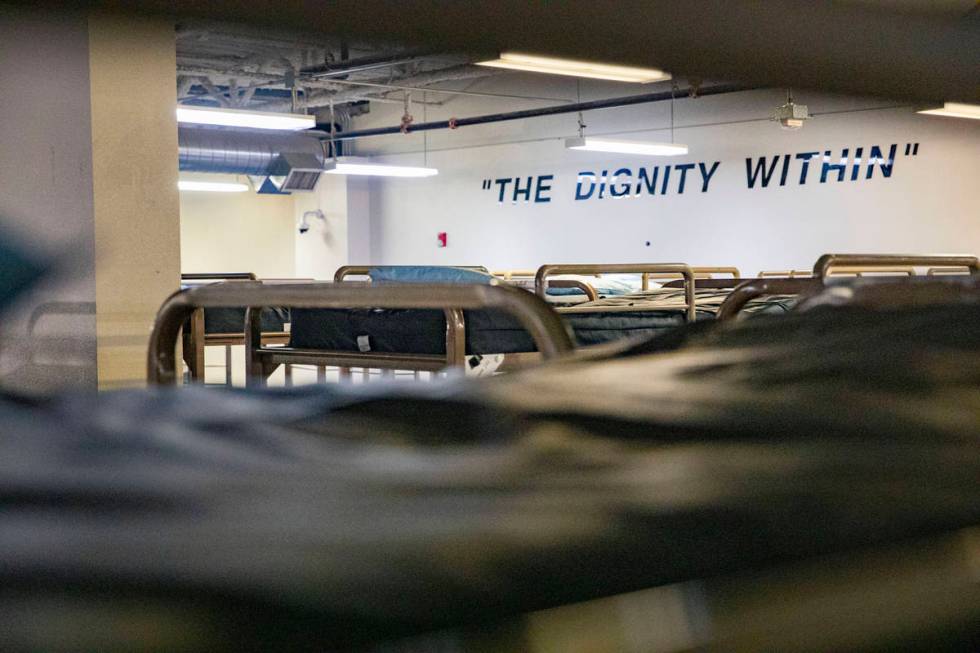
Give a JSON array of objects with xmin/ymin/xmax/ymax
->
[{"xmin": 37, "ymin": 1, "xmax": 980, "ymax": 104}]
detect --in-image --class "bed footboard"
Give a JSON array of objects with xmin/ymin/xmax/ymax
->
[
  {"xmin": 148, "ymin": 283, "xmax": 573, "ymax": 386},
  {"xmin": 720, "ymin": 253, "xmax": 980, "ymax": 321},
  {"xmin": 535, "ymin": 263, "xmax": 697, "ymax": 322}
]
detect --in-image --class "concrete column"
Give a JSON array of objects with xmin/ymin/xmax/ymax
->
[{"xmin": 88, "ymin": 13, "xmax": 181, "ymax": 389}]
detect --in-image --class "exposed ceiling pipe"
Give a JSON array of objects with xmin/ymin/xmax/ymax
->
[
  {"xmin": 300, "ymin": 50, "xmax": 438, "ymax": 78},
  {"xmin": 257, "ymin": 64, "xmax": 501, "ymax": 111},
  {"xmin": 325, "ymin": 83, "xmax": 752, "ymax": 142}
]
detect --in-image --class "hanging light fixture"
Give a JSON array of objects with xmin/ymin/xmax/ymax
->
[
  {"xmin": 323, "ymin": 159, "xmax": 439, "ymax": 177},
  {"xmin": 322, "ymin": 95, "xmax": 439, "ymax": 178},
  {"xmin": 477, "ymin": 52, "xmax": 671, "ymax": 84},
  {"xmin": 917, "ymin": 102, "xmax": 980, "ymax": 120},
  {"xmin": 176, "ymin": 105, "xmax": 315, "ymax": 131},
  {"xmin": 565, "ymin": 81, "xmax": 688, "ymax": 156},
  {"xmin": 565, "ymin": 138, "xmax": 687, "ymax": 155},
  {"xmin": 178, "ymin": 180, "xmax": 249, "ymax": 192}
]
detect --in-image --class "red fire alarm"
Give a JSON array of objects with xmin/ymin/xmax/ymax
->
[{"xmin": 437, "ymin": 232, "xmax": 447, "ymax": 248}]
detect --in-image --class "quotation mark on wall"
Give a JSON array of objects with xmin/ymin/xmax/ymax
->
[
  {"xmin": 903, "ymin": 143, "xmax": 920, "ymax": 156},
  {"xmin": 481, "ymin": 179, "xmax": 492, "ymax": 190}
]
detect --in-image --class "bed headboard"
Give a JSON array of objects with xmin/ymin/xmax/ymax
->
[{"xmin": 534, "ymin": 263, "xmax": 697, "ymax": 321}]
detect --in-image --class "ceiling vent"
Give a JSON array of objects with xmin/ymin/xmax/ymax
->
[{"xmin": 268, "ymin": 153, "xmax": 323, "ymax": 192}]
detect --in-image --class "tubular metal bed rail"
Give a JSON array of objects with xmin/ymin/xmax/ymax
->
[
  {"xmin": 826, "ymin": 266, "xmax": 915, "ymax": 277},
  {"xmin": 27, "ymin": 301, "xmax": 96, "ymax": 335},
  {"xmin": 148, "ymin": 282, "xmax": 574, "ymax": 385},
  {"xmin": 693, "ymin": 266, "xmax": 740, "ymax": 278},
  {"xmin": 758, "ymin": 270, "xmax": 813, "ymax": 278},
  {"xmin": 927, "ymin": 266, "xmax": 972, "ymax": 276},
  {"xmin": 535, "ymin": 263, "xmax": 697, "ymax": 322},
  {"xmin": 716, "ymin": 278, "xmax": 822, "ymax": 321},
  {"xmin": 813, "ymin": 254, "xmax": 980, "ymax": 279},
  {"xmin": 642, "ymin": 267, "xmax": 740, "ymax": 288},
  {"xmin": 492, "ymin": 269, "xmax": 537, "ymax": 281},
  {"xmin": 491, "ymin": 271, "xmax": 599, "ymax": 301},
  {"xmin": 720, "ymin": 253, "xmax": 980, "ymax": 321}
]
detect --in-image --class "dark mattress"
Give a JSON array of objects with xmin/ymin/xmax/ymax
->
[
  {"xmin": 2, "ymin": 299, "xmax": 979, "ymax": 651},
  {"xmin": 203, "ymin": 306, "xmax": 289, "ymax": 334},
  {"xmin": 288, "ymin": 307, "xmax": 717, "ymax": 353},
  {"xmin": 287, "ymin": 289, "xmax": 795, "ymax": 354}
]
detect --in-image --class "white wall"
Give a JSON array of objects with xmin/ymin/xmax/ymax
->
[
  {"xmin": 348, "ymin": 79, "xmax": 980, "ymax": 274},
  {"xmin": 179, "ymin": 171, "xmax": 355, "ymax": 282},
  {"xmin": 293, "ymin": 173, "xmax": 349, "ymax": 279},
  {"xmin": 180, "ymin": 173, "xmax": 296, "ymax": 279}
]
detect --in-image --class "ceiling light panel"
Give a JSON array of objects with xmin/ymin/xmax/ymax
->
[
  {"xmin": 565, "ymin": 137, "xmax": 688, "ymax": 156},
  {"xmin": 176, "ymin": 106, "xmax": 315, "ymax": 131},
  {"xmin": 178, "ymin": 180, "xmax": 250, "ymax": 192},
  {"xmin": 477, "ymin": 52, "xmax": 670, "ymax": 83},
  {"xmin": 323, "ymin": 161, "xmax": 439, "ymax": 177},
  {"xmin": 917, "ymin": 102, "xmax": 980, "ymax": 120}
]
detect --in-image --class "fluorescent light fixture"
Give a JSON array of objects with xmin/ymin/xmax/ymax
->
[
  {"xmin": 565, "ymin": 137, "xmax": 688, "ymax": 156},
  {"xmin": 323, "ymin": 160, "xmax": 438, "ymax": 177},
  {"xmin": 917, "ymin": 102, "xmax": 980, "ymax": 120},
  {"xmin": 176, "ymin": 105, "xmax": 315, "ymax": 130},
  {"xmin": 476, "ymin": 52, "xmax": 670, "ymax": 84},
  {"xmin": 178, "ymin": 180, "xmax": 249, "ymax": 193}
]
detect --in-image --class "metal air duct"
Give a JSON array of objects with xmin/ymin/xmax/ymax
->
[{"xmin": 178, "ymin": 126, "xmax": 325, "ymax": 176}]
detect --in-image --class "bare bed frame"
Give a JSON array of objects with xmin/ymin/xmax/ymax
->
[{"xmin": 719, "ymin": 254, "xmax": 980, "ymax": 320}]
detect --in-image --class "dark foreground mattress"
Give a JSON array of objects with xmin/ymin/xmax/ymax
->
[{"xmin": 2, "ymin": 299, "xmax": 979, "ymax": 651}]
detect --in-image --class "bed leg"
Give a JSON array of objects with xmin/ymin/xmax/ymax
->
[
  {"xmin": 182, "ymin": 308, "xmax": 206, "ymax": 383},
  {"xmin": 224, "ymin": 345, "xmax": 232, "ymax": 386},
  {"xmin": 339, "ymin": 366, "xmax": 351, "ymax": 382},
  {"xmin": 244, "ymin": 307, "xmax": 278, "ymax": 387},
  {"xmin": 284, "ymin": 363, "xmax": 293, "ymax": 387},
  {"xmin": 316, "ymin": 365, "xmax": 326, "ymax": 383},
  {"xmin": 443, "ymin": 308, "xmax": 467, "ymax": 372}
]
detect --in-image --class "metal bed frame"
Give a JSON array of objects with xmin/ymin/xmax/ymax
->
[
  {"xmin": 758, "ymin": 269, "xmax": 813, "ymax": 278},
  {"xmin": 534, "ymin": 263, "xmax": 698, "ymax": 321},
  {"xmin": 719, "ymin": 254, "xmax": 980, "ymax": 320},
  {"xmin": 180, "ymin": 272, "xmax": 294, "ymax": 384},
  {"xmin": 641, "ymin": 266, "xmax": 740, "ymax": 289},
  {"xmin": 347, "ymin": 266, "xmax": 600, "ymax": 301},
  {"xmin": 147, "ymin": 282, "xmax": 573, "ymax": 386}
]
